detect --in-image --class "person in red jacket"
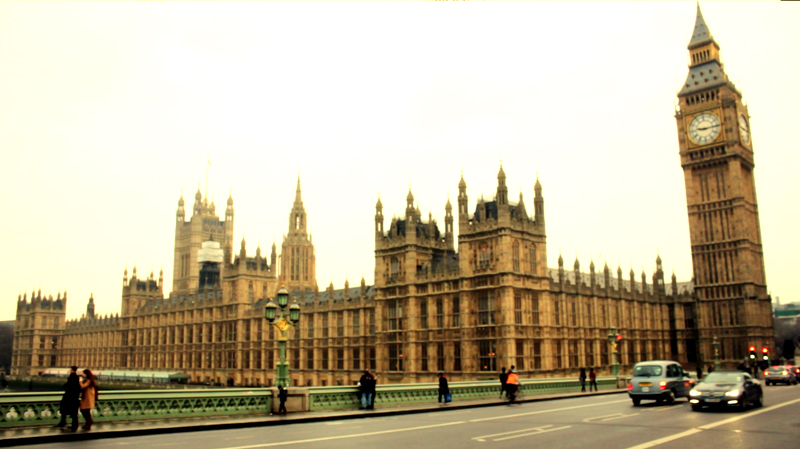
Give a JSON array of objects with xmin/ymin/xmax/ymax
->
[
  {"xmin": 589, "ymin": 368, "xmax": 598, "ymax": 392},
  {"xmin": 506, "ymin": 366, "xmax": 520, "ymax": 404}
]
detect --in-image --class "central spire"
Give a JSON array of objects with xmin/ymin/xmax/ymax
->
[
  {"xmin": 294, "ymin": 172, "xmax": 303, "ymax": 205},
  {"xmin": 688, "ymin": 3, "xmax": 716, "ymax": 49}
]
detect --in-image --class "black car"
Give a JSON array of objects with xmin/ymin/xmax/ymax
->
[{"xmin": 688, "ymin": 370, "xmax": 763, "ymax": 411}]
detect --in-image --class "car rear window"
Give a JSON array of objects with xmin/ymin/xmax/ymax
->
[
  {"xmin": 633, "ymin": 365, "xmax": 663, "ymax": 377},
  {"xmin": 703, "ymin": 372, "xmax": 743, "ymax": 383},
  {"xmin": 768, "ymin": 368, "xmax": 783, "ymax": 372}
]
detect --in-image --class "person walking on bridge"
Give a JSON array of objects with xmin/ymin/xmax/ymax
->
[
  {"xmin": 499, "ymin": 367, "xmax": 508, "ymax": 399},
  {"xmin": 55, "ymin": 366, "xmax": 81, "ymax": 430},
  {"xmin": 506, "ymin": 367, "xmax": 520, "ymax": 404},
  {"xmin": 438, "ymin": 373, "xmax": 450, "ymax": 405},
  {"xmin": 579, "ymin": 368, "xmax": 587, "ymax": 392},
  {"xmin": 78, "ymin": 369, "xmax": 97, "ymax": 430},
  {"xmin": 589, "ymin": 368, "xmax": 598, "ymax": 392},
  {"xmin": 277, "ymin": 385, "xmax": 288, "ymax": 415}
]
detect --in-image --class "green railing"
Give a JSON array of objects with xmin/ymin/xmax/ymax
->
[
  {"xmin": 0, "ymin": 388, "xmax": 271, "ymax": 428},
  {"xmin": 309, "ymin": 376, "xmax": 621, "ymax": 411}
]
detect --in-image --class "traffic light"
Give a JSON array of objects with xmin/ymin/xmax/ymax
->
[
  {"xmin": 762, "ymin": 347, "xmax": 770, "ymax": 362},
  {"xmin": 749, "ymin": 346, "xmax": 756, "ymax": 360},
  {"xmin": 616, "ymin": 334, "xmax": 623, "ymax": 342}
]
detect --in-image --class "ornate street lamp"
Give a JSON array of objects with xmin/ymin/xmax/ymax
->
[
  {"xmin": 264, "ymin": 286, "xmax": 301, "ymax": 387},
  {"xmin": 712, "ymin": 335, "xmax": 720, "ymax": 372},
  {"xmin": 607, "ymin": 326, "xmax": 622, "ymax": 376}
]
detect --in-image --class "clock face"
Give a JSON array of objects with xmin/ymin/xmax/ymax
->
[
  {"xmin": 688, "ymin": 112, "xmax": 721, "ymax": 145},
  {"xmin": 738, "ymin": 113, "xmax": 750, "ymax": 144}
]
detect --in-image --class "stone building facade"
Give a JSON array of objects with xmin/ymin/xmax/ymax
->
[{"xmin": 11, "ymin": 6, "xmax": 773, "ymax": 384}]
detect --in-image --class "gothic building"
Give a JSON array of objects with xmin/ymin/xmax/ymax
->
[{"xmin": 11, "ymin": 6, "xmax": 773, "ymax": 385}]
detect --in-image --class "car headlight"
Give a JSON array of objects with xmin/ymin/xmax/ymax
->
[
  {"xmin": 725, "ymin": 389, "xmax": 740, "ymax": 397},
  {"xmin": 690, "ymin": 390, "xmax": 701, "ymax": 396}
]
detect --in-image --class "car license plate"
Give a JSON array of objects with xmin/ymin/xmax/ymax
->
[
  {"xmin": 642, "ymin": 387, "xmax": 650, "ymax": 392},
  {"xmin": 639, "ymin": 382, "xmax": 652, "ymax": 387},
  {"xmin": 706, "ymin": 398, "xmax": 720, "ymax": 403}
]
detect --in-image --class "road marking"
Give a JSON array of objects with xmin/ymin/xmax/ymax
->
[
  {"xmin": 214, "ymin": 421, "xmax": 466, "ymax": 449},
  {"xmin": 626, "ymin": 396, "xmax": 800, "ymax": 449},
  {"xmin": 494, "ymin": 425, "xmax": 571, "ymax": 442},
  {"xmin": 473, "ymin": 424, "xmax": 554, "ymax": 440},
  {"xmin": 583, "ymin": 413, "xmax": 639, "ymax": 423},
  {"xmin": 469, "ymin": 399, "xmax": 629, "ymax": 423},
  {"xmin": 641, "ymin": 405, "xmax": 682, "ymax": 412}
]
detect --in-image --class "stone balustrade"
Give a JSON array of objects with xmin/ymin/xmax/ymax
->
[{"xmin": 1, "ymin": 377, "xmax": 624, "ymax": 428}]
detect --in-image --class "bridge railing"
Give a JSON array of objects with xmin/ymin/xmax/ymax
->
[
  {"xmin": 308, "ymin": 376, "xmax": 622, "ymax": 411},
  {"xmin": 0, "ymin": 388, "xmax": 271, "ymax": 428}
]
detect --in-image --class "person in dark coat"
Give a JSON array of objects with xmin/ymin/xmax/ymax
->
[
  {"xmin": 579, "ymin": 368, "xmax": 587, "ymax": 392},
  {"xmin": 695, "ymin": 366, "xmax": 703, "ymax": 380},
  {"xmin": 359, "ymin": 370, "xmax": 374, "ymax": 409},
  {"xmin": 367, "ymin": 371, "xmax": 377, "ymax": 409},
  {"xmin": 499, "ymin": 367, "xmax": 508, "ymax": 399},
  {"xmin": 438, "ymin": 373, "xmax": 450, "ymax": 405},
  {"xmin": 277, "ymin": 385, "xmax": 288, "ymax": 415},
  {"xmin": 55, "ymin": 366, "xmax": 81, "ymax": 430}
]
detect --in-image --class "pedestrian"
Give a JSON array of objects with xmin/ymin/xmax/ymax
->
[
  {"xmin": 277, "ymin": 385, "xmax": 288, "ymax": 415},
  {"xmin": 737, "ymin": 361, "xmax": 747, "ymax": 372},
  {"xmin": 438, "ymin": 373, "xmax": 450, "ymax": 405},
  {"xmin": 367, "ymin": 372, "xmax": 377, "ymax": 409},
  {"xmin": 695, "ymin": 365, "xmax": 703, "ymax": 380},
  {"xmin": 707, "ymin": 364, "xmax": 714, "ymax": 374},
  {"xmin": 55, "ymin": 366, "xmax": 81, "ymax": 430},
  {"xmin": 579, "ymin": 368, "xmax": 587, "ymax": 392},
  {"xmin": 506, "ymin": 367, "xmax": 520, "ymax": 404},
  {"xmin": 499, "ymin": 367, "xmax": 508, "ymax": 399},
  {"xmin": 589, "ymin": 368, "xmax": 598, "ymax": 392},
  {"xmin": 78, "ymin": 369, "xmax": 97, "ymax": 430},
  {"xmin": 358, "ymin": 370, "xmax": 374, "ymax": 409}
]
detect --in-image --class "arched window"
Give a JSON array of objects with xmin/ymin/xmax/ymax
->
[
  {"xmin": 512, "ymin": 241, "xmax": 520, "ymax": 272},
  {"xmin": 529, "ymin": 247, "xmax": 536, "ymax": 274},
  {"xmin": 391, "ymin": 257, "xmax": 400, "ymax": 279}
]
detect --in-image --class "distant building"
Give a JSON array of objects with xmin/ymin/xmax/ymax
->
[
  {"xmin": 12, "ymin": 6, "xmax": 774, "ymax": 384},
  {"xmin": 0, "ymin": 321, "xmax": 14, "ymax": 374}
]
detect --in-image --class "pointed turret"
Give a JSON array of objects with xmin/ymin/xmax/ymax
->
[
  {"xmin": 271, "ymin": 240, "xmax": 277, "ymax": 270},
  {"xmin": 177, "ymin": 191, "xmax": 186, "ymax": 222},
  {"xmin": 496, "ymin": 163, "xmax": 508, "ymax": 206},
  {"xmin": 375, "ymin": 193, "xmax": 384, "ymax": 237},
  {"xmin": 688, "ymin": 3, "xmax": 716, "ymax": 50},
  {"xmin": 457, "ymin": 171, "xmax": 469, "ymax": 223},
  {"xmin": 87, "ymin": 293, "xmax": 95, "ymax": 319},
  {"xmin": 193, "ymin": 185, "xmax": 203, "ymax": 216},
  {"xmin": 225, "ymin": 189, "xmax": 234, "ymax": 222},
  {"xmin": 123, "ymin": 266, "xmax": 128, "ymax": 284},
  {"xmin": 240, "ymin": 235, "xmax": 246, "ymax": 259},
  {"xmin": 534, "ymin": 174, "xmax": 545, "ymax": 232},
  {"xmin": 444, "ymin": 195, "xmax": 454, "ymax": 250}
]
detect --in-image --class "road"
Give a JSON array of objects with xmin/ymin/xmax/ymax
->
[{"xmin": 25, "ymin": 385, "xmax": 800, "ymax": 449}]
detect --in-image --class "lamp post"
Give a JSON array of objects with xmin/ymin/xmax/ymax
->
[
  {"xmin": 264, "ymin": 287, "xmax": 301, "ymax": 387},
  {"xmin": 607, "ymin": 326, "xmax": 621, "ymax": 376},
  {"xmin": 712, "ymin": 336, "xmax": 720, "ymax": 372}
]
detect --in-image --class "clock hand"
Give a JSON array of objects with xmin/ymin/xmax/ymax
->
[{"xmin": 697, "ymin": 125, "xmax": 720, "ymax": 131}]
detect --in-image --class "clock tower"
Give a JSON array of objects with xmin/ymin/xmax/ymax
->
[{"xmin": 675, "ymin": 4, "xmax": 773, "ymax": 365}]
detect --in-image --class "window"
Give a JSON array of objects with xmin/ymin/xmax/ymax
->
[
  {"xmin": 512, "ymin": 241, "xmax": 520, "ymax": 272},
  {"xmin": 388, "ymin": 300, "xmax": 403, "ymax": 331},
  {"xmin": 570, "ymin": 300, "xmax": 577, "ymax": 327},
  {"xmin": 292, "ymin": 349, "xmax": 300, "ymax": 370},
  {"xmin": 586, "ymin": 341, "xmax": 595, "ymax": 368},
  {"xmin": 437, "ymin": 343, "xmax": 444, "ymax": 371},
  {"xmin": 556, "ymin": 340, "xmax": 563, "ymax": 369},
  {"xmin": 477, "ymin": 291, "xmax": 495, "ymax": 325},
  {"xmin": 533, "ymin": 341, "xmax": 542, "ymax": 370},
  {"xmin": 684, "ymin": 304, "xmax": 695, "ymax": 329},
  {"xmin": 454, "ymin": 342, "xmax": 462, "ymax": 371},
  {"xmin": 390, "ymin": 257, "xmax": 400, "ymax": 280},
  {"xmin": 479, "ymin": 243, "xmax": 491, "ymax": 269},
  {"xmin": 420, "ymin": 299, "xmax": 428, "ymax": 329},
  {"xmin": 352, "ymin": 348, "xmax": 360, "ymax": 370},
  {"xmin": 369, "ymin": 347, "xmax": 376, "ymax": 370},
  {"xmin": 307, "ymin": 349, "xmax": 314, "ymax": 370},
  {"xmin": 369, "ymin": 310, "xmax": 376, "ymax": 335},
  {"xmin": 307, "ymin": 316, "xmax": 315, "ymax": 339},
  {"xmin": 586, "ymin": 302, "xmax": 593, "ymax": 328},
  {"xmin": 243, "ymin": 352, "xmax": 250, "ymax": 369},
  {"xmin": 244, "ymin": 320, "xmax": 251, "ymax": 342},
  {"xmin": 337, "ymin": 312, "xmax": 344, "ymax": 337},
  {"xmin": 227, "ymin": 351, "xmax": 237, "ymax": 369},
  {"xmin": 452, "ymin": 297, "xmax": 460, "ymax": 327},
  {"xmin": 531, "ymin": 292, "xmax": 539, "ymax": 325},
  {"xmin": 353, "ymin": 310, "xmax": 360, "ymax": 336},
  {"xmin": 248, "ymin": 282, "xmax": 254, "ymax": 302},
  {"xmin": 436, "ymin": 299, "xmax": 444, "ymax": 328},
  {"xmin": 254, "ymin": 351, "xmax": 262, "ymax": 369},
  {"xmin": 554, "ymin": 299, "xmax": 561, "ymax": 326},
  {"xmin": 321, "ymin": 349, "xmax": 329, "ymax": 370},
  {"xmin": 322, "ymin": 314, "xmax": 329, "ymax": 338},
  {"xmin": 337, "ymin": 349, "xmax": 344, "ymax": 370},
  {"xmin": 529, "ymin": 247, "xmax": 536, "ymax": 274},
  {"xmin": 226, "ymin": 322, "xmax": 237, "ymax": 342},
  {"xmin": 389, "ymin": 344, "xmax": 403, "ymax": 371},
  {"xmin": 516, "ymin": 339, "xmax": 525, "ymax": 370},
  {"xmin": 514, "ymin": 291, "xmax": 522, "ymax": 325},
  {"xmin": 421, "ymin": 344, "xmax": 428, "ymax": 371},
  {"xmin": 479, "ymin": 340, "xmax": 497, "ymax": 371}
]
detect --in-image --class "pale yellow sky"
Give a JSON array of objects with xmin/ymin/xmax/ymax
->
[{"xmin": 1, "ymin": 2, "xmax": 798, "ymax": 321}]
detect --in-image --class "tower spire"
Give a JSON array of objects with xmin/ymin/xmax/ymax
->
[{"xmin": 689, "ymin": 3, "xmax": 716, "ymax": 49}]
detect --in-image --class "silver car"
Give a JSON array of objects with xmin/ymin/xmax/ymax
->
[
  {"xmin": 627, "ymin": 360, "xmax": 695, "ymax": 406},
  {"xmin": 764, "ymin": 366, "xmax": 797, "ymax": 386}
]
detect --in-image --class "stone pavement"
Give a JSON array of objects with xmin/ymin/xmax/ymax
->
[{"xmin": 0, "ymin": 389, "xmax": 626, "ymax": 447}]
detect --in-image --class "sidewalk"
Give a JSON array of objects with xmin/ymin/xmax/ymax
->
[{"xmin": 0, "ymin": 389, "xmax": 626, "ymax": 447}]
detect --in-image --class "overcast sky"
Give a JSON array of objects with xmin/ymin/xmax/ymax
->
[{"xmin": 1, "ymin": 1, "xmax": 797, "ymax": 322}]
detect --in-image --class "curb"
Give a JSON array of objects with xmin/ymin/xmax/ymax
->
[{"xmin": 0, "ymin": 389, "xmax": 626, "ymax": 447}]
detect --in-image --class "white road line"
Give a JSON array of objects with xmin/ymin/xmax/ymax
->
[
  {"xmin": 601, "ymin": 413, "xmax": 639, "ymax": 422},
  {"xmin": 641, "ymin": 406, "xmax": 682, "ymax": 412},
  {"xmin": 472, "ymin": 424, "xmax": 554, "ymax": 440},
  {"xmin": 625, "ymin": 429, "xmax": 703, "ymax": 449},
  {"xmin": 493, "ymin": 425, "xmax": 572, "ymax": 442},
  {"xmin": 469, "ymin": 399, "xmax": 629, "ymax": 423},
  {"xmin": 213, "ymin": 421, "xmax": 466, "ymax": 449},
  {"xmin": 583, "ymin": 413, "xmax": 624, "ymax": 422},
  {"xmin": 626, "ymin": 396, "xmax": 800, "ymax": 449}
]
